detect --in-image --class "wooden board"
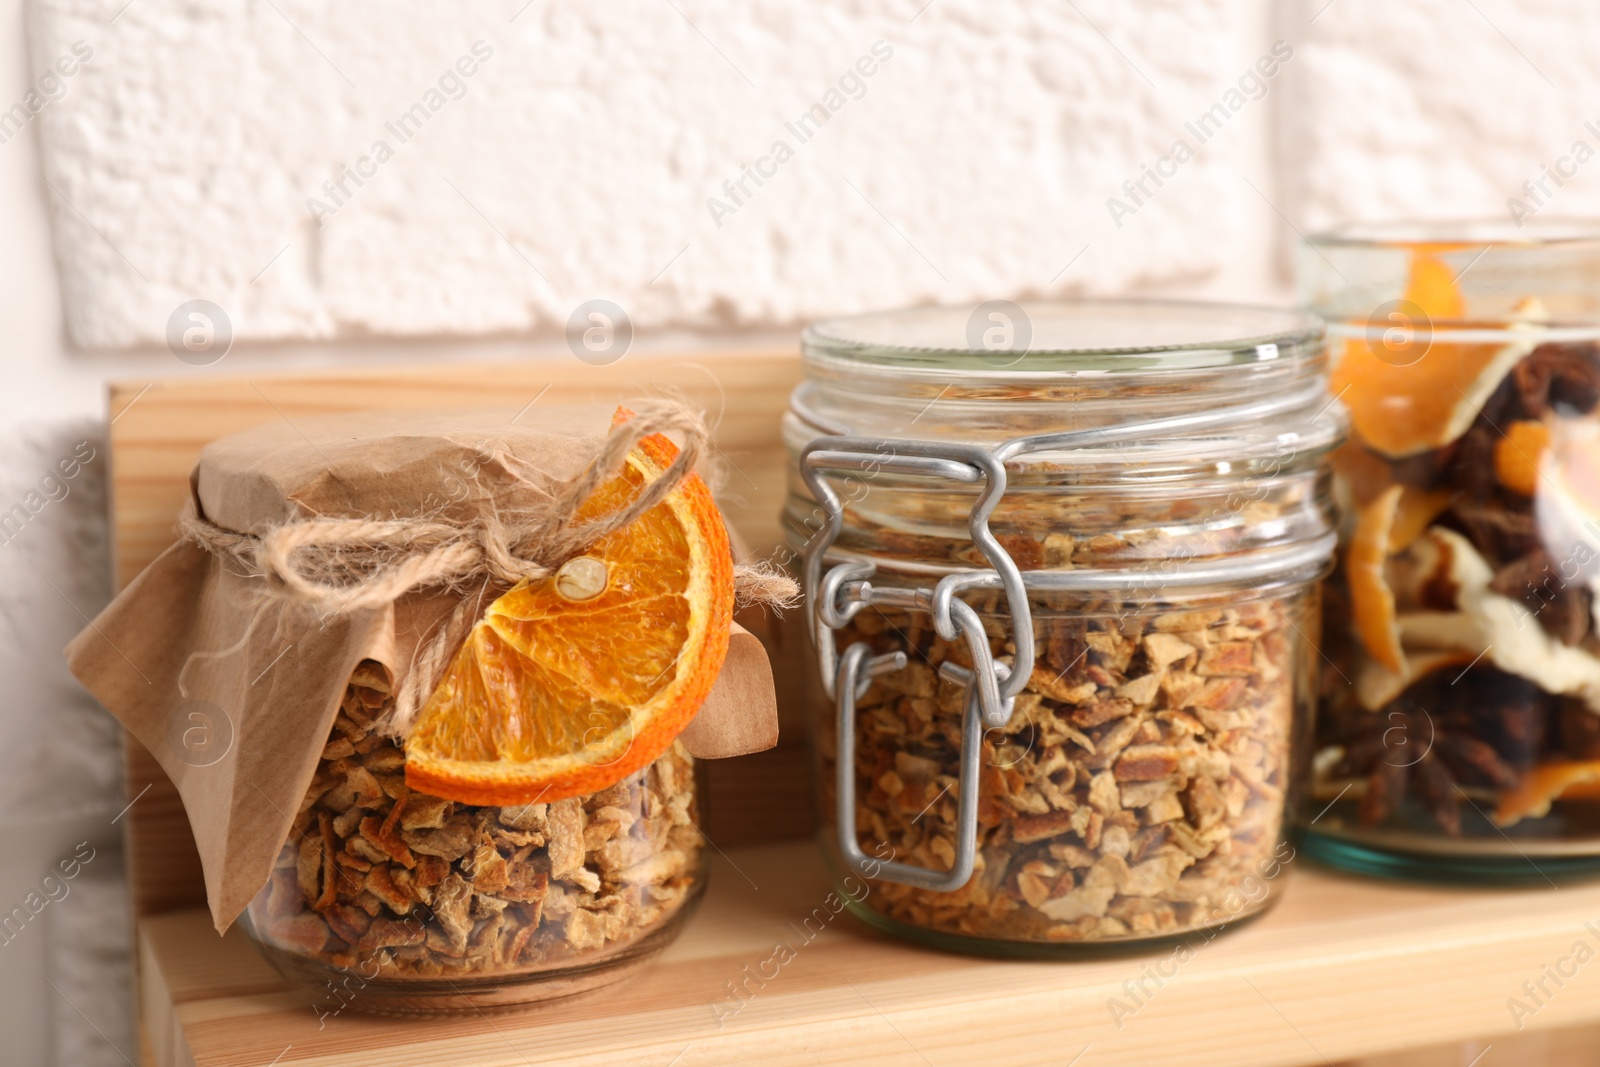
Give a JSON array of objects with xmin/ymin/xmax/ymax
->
[
  {"xmin": 108, "ymin": 354, "xmax": 1596, "ymax": 1066},
  {"xmin": 139, "ymin": 840, "xmax": 1600, "ymax": 1067},
  {"xmin": 104, "ymin": 350, "xmax": 807, "ymax": 922}
]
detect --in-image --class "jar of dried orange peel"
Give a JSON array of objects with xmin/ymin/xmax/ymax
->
[
  {"xmin": 1300, "ymin": 221, "xmax": 1600, "ymax": 881},
  {"xmin": 68, "ymin": 404, "xmax": 784, "ymax": 1013},
  {"xmin": 788, "ymin": 301, "xmax": 1340, "ymax": 952}
]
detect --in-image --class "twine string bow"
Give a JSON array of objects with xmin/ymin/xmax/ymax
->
[
  {"xmin": 177, "ymin": 399, "xmax": 796, "ymax": 736},
  {"xmin": 180, "ymin": 400, "xmax": 712, "ymax": 612}
]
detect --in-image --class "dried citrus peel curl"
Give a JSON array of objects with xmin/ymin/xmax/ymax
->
[
  {"xmin": 1495, "ymin": 761, "xmax": 1600, "ymax": 826},
  {"xmin": 1329, "ymin": 250, "xmax": 1538, "ymax": 459}
]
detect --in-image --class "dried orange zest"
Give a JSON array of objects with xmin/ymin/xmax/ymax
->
[
  {"xmin": 1354, "ymin": 648, "xmax": 1473, "ymax": 713},
  {"xmin": 1494, "ymin": 419, "xmax": 1549, "ymax": 497},
  {"xmin": 1405, "ymin": 250, "xmax": 1466, "ymax": 321},
  {"xmin": 1348, "ymin": 484, "xmax": 1406, "ymax": 674},
  {"xmin": 1388, "ymin": 487, "xmax": 1457, "ymax": 552},
  {"xmin": 1494, "ymin": 760, "xmax": 1600, "ymax": 827},
  {"xmin": 1330, "ymin": 249, "xmax": 1527, "ymax": 458},
  {"xmin": 405, "ymin": 415, "xmax": 734, "ymax": 806}
]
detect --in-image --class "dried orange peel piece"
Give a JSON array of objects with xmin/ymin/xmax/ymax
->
[
  {"xmin": 1348, "ymin": 484, "xmax": 1407, "ymax": 674},
  {"xmin": 1330, "ymin": 249, "xmax": 1532, "ymax": 458},
  {"xmin": 1406, "ymin": 248, "xmax": 1467, "ymax": 320},
  {"xmin": 1332, "ymin": 439, "xmax": 1455, "ymax": 553},
  {"xmin": 405, "ymin": 415, "xmax": 734, "ymax": 806},
  {"xmin": 1355, "ymin": 648, "xmax": 1475, "ymax": 713},
  {"xmin": 1494, "ymin": 419, "xmax": 1550, "ymax": 497},
  {"xmin": 1494, "ymin": 760, "xmax": 1600, "ymax": 826},
  {"xmin": 1388, "ymin": 487, "xmax": 1456, "ymax": 553},
  {"xmin": 1430, "ymin": 526, "xmax": 1600, "ymax": 707}
]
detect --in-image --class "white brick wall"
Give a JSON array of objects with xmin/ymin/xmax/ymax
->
[
  {"xmin": 1281, "ymin": 0, "xmax": 1600, "ymax": 230},
  {"xmin": 29, "ymin": 0, "xmax": 1270, "ymax": 348},
  {"xmin": 6, "ymin": 1, "xmax": 1600, "ymax": 1065}
]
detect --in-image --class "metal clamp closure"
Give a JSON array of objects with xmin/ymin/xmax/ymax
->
[
  {"xmin": 798, "ymin": 381, "xmax": 1333, "ymax": 892},
  {"xmin": 801, "ymin": 437, "xmax": 1033, "ymax": 891}
]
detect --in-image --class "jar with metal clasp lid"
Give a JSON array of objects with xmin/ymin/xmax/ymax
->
[{"xmin": 785, "ymin": 300, "xmax": 1341, "ymax": 952}]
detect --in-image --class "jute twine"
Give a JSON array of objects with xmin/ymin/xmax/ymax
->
[{"xmin": 178, "ymin": 399, "xmax": 797, "ymax": 735}]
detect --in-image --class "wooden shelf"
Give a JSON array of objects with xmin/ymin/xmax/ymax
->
[
  {"xmin": 108, "ymin": 355, "xmax": 1582, "ymax": 1065},
  {"xmin": 141, "ymin": 841, "xmax": 1600, "ymax": 1067}
]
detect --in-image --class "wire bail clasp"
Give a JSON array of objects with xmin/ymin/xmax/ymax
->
[{"xmin": 800, "ymin": 437, "xmax": 1034, "ymax": 891}]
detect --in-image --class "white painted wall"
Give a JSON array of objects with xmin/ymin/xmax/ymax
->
[{"xmin": 2, "ymin": 1, "xmax": 1597, "ymax": 1064}]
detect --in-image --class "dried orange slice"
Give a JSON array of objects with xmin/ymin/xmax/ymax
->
[
  {"xmin": 1494, "ymin": 419, "xmax": 1550, "ymax": 496},
  {"xmin": 1330, "ymin": 249, "xmax": 1529, "ymax": 458},
  {"xmin": 405, "ymin": 417, "xmax": 734, "ymax": 806},
  {"xmin": 1348, "ymin": 484, "xmax": 1407, "ymax": 674},
  {"xmin": 1494, "ymin": 760, "xmax": 1600, "ymax": 826}
]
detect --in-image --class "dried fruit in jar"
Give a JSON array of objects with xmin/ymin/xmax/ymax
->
[
  {"xmin": 1315, "ymin": 245, "xmax": 1600, "ymax": 834},
  {"xmin": 250, "ymin": 662, "xmax": 704, "ymax": 979},
  {"xmin": 1327, "ymin": 251, "xmax": 1532, "ymax": 459},
  {"xmin": 831, "ymin": 589, "xmax": 1302, "ymax": 943}
]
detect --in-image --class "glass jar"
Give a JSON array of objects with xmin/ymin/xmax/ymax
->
[
  {"xmin": 785, "ymin": 301, "xmax": 1341, "ymax": 953},
  {"xmin": 1300, "ymin": 220, "xmax": 1600, "ymax": 882},
  {"xmin": 244, "ymin": 659, "xmax": 706, "ymax": 1014}
]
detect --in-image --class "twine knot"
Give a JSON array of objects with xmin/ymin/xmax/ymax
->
[{"xmin": 176, "ymin": 399, "xmax": 797, "ymax": 736}]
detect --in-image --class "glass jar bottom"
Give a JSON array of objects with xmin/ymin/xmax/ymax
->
[
  {"xmin": 1299, "ymin": 828, "xmax": 1600, "ymax": 886},
  {"xmin": 844, "ymin": 895, "xmax": 1280, "ymax": 966},
  {"xmin": 249, "ymin": 900, "xmax": 698, "ymax": 1016},
  {"xmin": 838, "ymin": 882, "xmax": 1282, "ymax": 961}
]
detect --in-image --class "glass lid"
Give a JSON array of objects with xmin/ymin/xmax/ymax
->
[{"xmin": 802, "ymin": 299, "xmax": 1325, "ymax": 374}]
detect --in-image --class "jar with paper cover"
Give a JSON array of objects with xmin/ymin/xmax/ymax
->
[{"xmin": 68, "ymin": 402, "xmax": 787, "ymax": 1011}]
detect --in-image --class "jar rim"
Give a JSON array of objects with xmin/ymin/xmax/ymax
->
[
  {"xmin": 803, "ymin": 299, "xmax": 1324, "ymax": 374},
  {"xmin": 1307, "ymin": 216, "xmax": 1600, "ymax": 250},
  {"xmin": 1301, "ymin": 218, "xmax": 1600, "ymax": 332}
]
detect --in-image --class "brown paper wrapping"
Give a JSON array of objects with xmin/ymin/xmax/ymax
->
[{"xmin": 66, "ymin": 405, "xmax": 778, "ymax": 932}]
